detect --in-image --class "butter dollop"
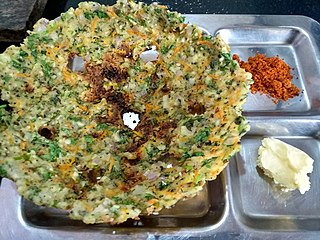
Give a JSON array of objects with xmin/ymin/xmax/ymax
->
[{"xmin": 257, "ymin": 137, "xmax": 314, "ymax": 194}]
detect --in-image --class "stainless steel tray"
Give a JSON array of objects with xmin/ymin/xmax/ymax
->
[{"xmin": 1, "ymin": 14, "xmax": 320, "ymax": 240}]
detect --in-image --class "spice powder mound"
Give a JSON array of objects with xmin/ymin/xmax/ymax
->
[{"xmin": 233, "ymin": 53, "xmax": 300, "ymax": 103}]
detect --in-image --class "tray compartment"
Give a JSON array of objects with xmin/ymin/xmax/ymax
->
[
  {"xmin": 216, "ymin": 26, "xmax": 320, "ymax": 114},
  {"xmin": 229, "ymin": 119, "xmax": 320, "ymax": 230},
  {"xmin": 20, "ymin": 173, "xmax": 227, "ymax": 231}
]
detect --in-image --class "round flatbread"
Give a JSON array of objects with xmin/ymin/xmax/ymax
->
[{"xmin": 0, "ymin": 0, "xmax": 251, "ymax": 224}]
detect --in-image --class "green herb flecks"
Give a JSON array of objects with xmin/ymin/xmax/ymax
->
[
  {"xmin": 167, "ymin": 12, "xmax": 176, "ymax": 19},
  {"xmin": 112, "ymin": 196, "xmax": 136, "ymax": 206},
  {"xmin": 84, "ymin": 135, "xmax": 94, "ymax": 144},
  {"xmin": 182, "ymin": 115, "xmax": 204, "ymax": 131},
  {"xmin": 118, "ymin": 129, "xmax": 133, "ymax": 144},
  {"xmin": 84, "ymin": 12, "xmax": 95, "ymax": 20},
  {"xmin": 220, "ymin": 52, "xmax": 237, "ymax": 71},
  {"xmin": 206, "ymin": 79, "xmax": 219, "ymax": 90},
  {"xmin": 202, "ymin": 157, "xmax": 217, "ymax": 168},
  {"xmin": 147, "ymin": 145, "xmax": 160, "ymax": 159},
  {"xmin": 160, "ymin": 44, "xmax": 175, "ymax": 55},
  {"xmin": 0, "ymin": 166, "xmax": 7, "ymax": 177},
  {"xmin": 184, "ymin": 165, "xmax": 193, "ymax": 172},
  {"xmin": 166, "ymin": 12, "xmax": 185, "ymax": 23},
  {"xmin": 43, "ymin": 171, "xmax": 52, "ymax": 181},
  {"xmin": 42, "ymin": 142, "xmax": 64, "ymax": 162},
  {"xmin": 125, "ymin": 16, "xmax": 137, "ymax": 24},
  {"xmin": 84, "ymin": 10, "xmax": 109, "ymax": 20},
  {"xmin": 69, "ymin": 137, "xmax": 76, "ymax": 145},
  {"xmin": 195, "ymin": 174, "xmax": 203, "ymax": 185},
  {"xmin": 2, "ymin": 74, "xmax": 11, "ymax": 84},
  {"xmin": 26, "ymin": 33, "xmax": 53, "ymax": 60},
  {"xmin": 210, "ymin": 59, "xmax": 218, "ymax": 70},
  {"xmin": 77, "ymin": 45, "xmax": 87, "ymax": 54},
  {"xmin": 41, "ymin": 60, "xmax": 51, "ymax": 78},
  {"xmin": 19, "ymin": 50, "xmax": 28, "ymax": 58},
  {"xmin": 109, "ymin": 156, "xmax": 124, "ymax": 180},
  {"xmin": 133, "ymin": 61, "xmax": 141, "ymax": 71},
  {"xmin": 159, "ymin": 181, "xmax": 170, "ymax": 190},
  {"xmin": 11, "ymin": 59, "xmax": 26, "ymax": 71},
  {"xmin": 50, "ymin": 95, "xmax": 61, "ymax": 105},
  {"xmin": 68, "ymin": 115, "xmax": 82, "ymax": 123},
  {"xmin": 14, "ymin": 154, "xmax": 31, "ymax": 161},
  {"xmin": 194, "ymin": 127, "xmax": 211, "ymax": 143},
  {"xmin": 84, "ymin": 135, "xmax": 94, "ymax": 152},
  {"xmin": 110, "ymin": 205, "xmax": 120, "ymax": 217},
  {"xmin": 225, "ymin": 79, "xmax": 233, "ymax": 85},
  {"xmin": 201, "ymin": 34, "xmax": 212, "ymax": 41},
  {"xmin": 30, "ymin": 186, "xmax": 41, "ymax": 196},
  {"xmin": 235, "ymin": 116, "xmax": 245, "ymax": 125},
  {"xmin": 96, "ymin": 123, "xmax": 116, "ymax": 132},
  {"xmin": 181, "ymin": 151, "xmax": 204, "ymax": 161},
  {"xmin": 145, "ymin": 192, "xmax": 155, "ymax": 200},
  {"xmin": 96, "ymin": 10, "xmax": 108, "ymax": 18}
]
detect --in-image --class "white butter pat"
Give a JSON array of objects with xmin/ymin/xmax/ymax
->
[{"xmin": 257, "ymin": 137, "xmax": 314, "ymax": 194}]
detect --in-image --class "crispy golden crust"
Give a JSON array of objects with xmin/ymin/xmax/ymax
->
[{"xmin": 0, "ymin": 0, "xmax": 251, "ymax": 224}]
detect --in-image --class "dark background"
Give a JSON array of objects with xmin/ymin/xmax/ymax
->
[
  {"xmin": 1, "ymin": 0, "xmax": 319, "ymax": 52},
  {"xmin": 44, "ymin": 0, "xmax": 320, "ymax": 21}
]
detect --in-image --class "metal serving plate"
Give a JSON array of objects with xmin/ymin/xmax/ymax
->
[{"xmin": 1, "ymin": 15, "xmax": 320, "ymax": 239}]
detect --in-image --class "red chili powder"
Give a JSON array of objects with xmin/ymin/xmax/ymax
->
[{"xmin": 233, "ymin": 53, "xmax": 300, "ymax": 103}]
